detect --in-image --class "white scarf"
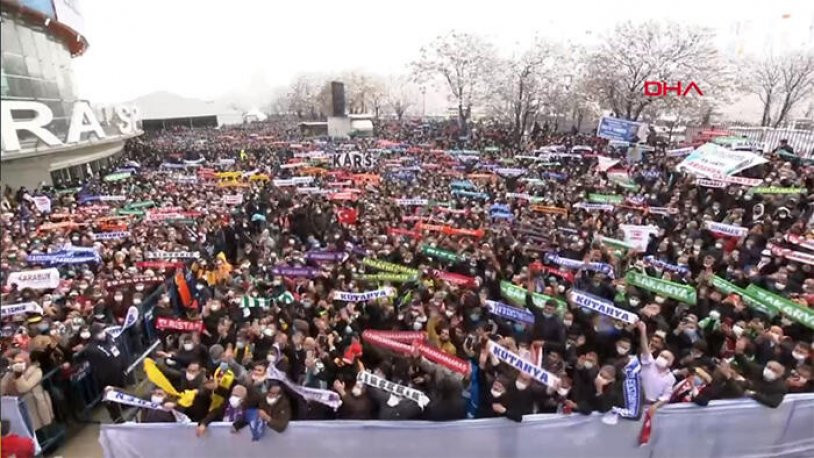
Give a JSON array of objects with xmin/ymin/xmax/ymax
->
[
  {"xmin": 104, "ymin": 389, "xmax": 191, "ymax": 423},
  {"xmin": 356, "ymin": 371, "xmax": 430, "ymax": 408}
]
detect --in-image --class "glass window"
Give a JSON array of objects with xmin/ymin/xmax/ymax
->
[
  {"xmin": 33, "ymin": 29, "xmax": 50, "ymax": 63},
  {"xmin": 0, "ymin": 19, "xmax": 22, "ymax": 55},
  {"xmin": 40, "ymin": 55, "xmax": 56, "ymax": 79},
  {"xmin": 3, "ymin": 53, "xmax": 27, "ymax": 76},
  {"xmin": 6, "ymin": 75, "xmax": 32, "ymax": 97},
  {"xmin": 42, "ymin": 80, "xmax": 59, "ymax": 99},
  {"xmin": 0, "ymin": 70, "xmax": 9, "ymax": 97}
]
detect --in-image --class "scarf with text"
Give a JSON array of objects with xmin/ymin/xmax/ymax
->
[
  {"xmin": 568, "ymin": 289, "xmax": 639, "ymax": 324},
  {"xmin": 625, "ymin": 271, "xmax": 697, "ymax": 304},
  {"xmin": 271, "ymin": 266, "xmax": 320, "ymax": 278},
  {"xmin": 421, "ymin": 245, "xmax": 463, "ymax": 263},
  {"xmin": 145, "ymin": 251, "xmax": 201, "ymax": 260},
  {"xmin": 362, "ymin": 258, "xmax": 419, "ymax": 276},
  {"xmin": 306, "ymin": 251, "xmax": 349, "ymax": 263},
  {"xmin": 768, "ymin": 243, "xmax": 814, "ymax": 266},
  {"xmin": 362, "ymin": 330, "xmax": 470, "ymax": 375},
  {"xmin": 1, "ymin": 301, "xmax": 43, "ymax": 319},
  {"xmin": 485, "ymin": 300, "xmax": 535, "ymax": 325},
  {"xmin": 154, "ymin": 317, "xmax": 204, "ymax": 332},
  {"xmin": 704, "ymin": 221, "xmax": 748, "ymax": 238},
  {"xmin": 105, "ymin": 276, "xmax": 164, "ymax": 288},
  {"xmin": 432, "ymin": 269, "xmax": 476, "ymax": 288},
  {"xmin": 610, "ymin": 356, "xmax": 643, "ymax": 420},
  {"xmin": 356, "ymin": 273, "xmax": 417, "ymax": 283},
  {"xmin": 266, "ymin": 364, "xmax": 342, "ymax": 410},
  {"xmin": 643, "ymin": 256, "xmax": 690, "ymax": 276},
  {"xmin": 91, "ymin": 231, "xmax": 131, "ymax": 240},
  {"xmin": 357, "ymin": 371, "xmax": 430, "ymax": 408},
  {"xmin": 544, "ymin": 253, "xmax": 615, "ymax": 278},
  {"xmin": 785, "ymin": 234, "xmax": 814, "ymax": 251},
  {"xmin": 499, "ymin": 281, "xmax": 566, "ymax": 314},
  {"xmin": 103, "ymin": 389, "xmax": 191, "ymax": 423},
  {"xmin": 333, "ymin": 288, "xmax": 395, "ymax": 302},
  {"xmin": 487, "ymin": 340, "xmax": 560, "ymax": 388}
]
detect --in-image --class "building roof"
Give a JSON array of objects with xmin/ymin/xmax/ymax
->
[{"xmin": 127, "ymin": 91, "xmax": 241, "ymax": 121}]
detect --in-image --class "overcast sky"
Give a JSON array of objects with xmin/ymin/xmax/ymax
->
[{"xmin": 73, "ymin": 0, "xmax": 814, "ymax": 105}]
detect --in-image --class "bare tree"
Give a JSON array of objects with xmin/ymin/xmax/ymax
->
[
  {"xmin": 585, "ymin": 21, "xmax": 722, "ymax": 121},
  {"xmin": 772, "ymin": 52, "xmax": 814, "ymax": 127},
  {"xmin": 286, "ymin": 74, "xmax": 327, "ymax": 119},
  {"xmin": 412, "ymin": 31, "xmax": 497, "ymax": 134},
  {"xmin": 746, "ymin": 55, "xmax": 783, "ymax": 126},
  {"xmin": 384, "ymin": 75, "xmax": 419, "ymax": 121}
]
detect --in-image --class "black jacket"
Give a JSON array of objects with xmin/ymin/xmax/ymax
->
[{"xmin": 735, "ymin": 354, "xmax": 787, "ymax": 408}]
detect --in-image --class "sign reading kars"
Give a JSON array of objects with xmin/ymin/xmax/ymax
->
[{"xmin": 1, "ymin": 100, "xmax": 140, "ymax": 152}]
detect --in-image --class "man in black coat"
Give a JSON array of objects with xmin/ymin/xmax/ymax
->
[
  {"xmin": 734, "ymin": 338, "xmax": 788, "ymax": 408},
  {"xmin": 83, "ymin": 323, "xmax": 128, "ymax": 422}
]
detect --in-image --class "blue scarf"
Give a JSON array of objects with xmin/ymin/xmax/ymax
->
[
  {"xmin": 245, "ymin": 408, "xmax": 267, "ymax": 441},
  {"xmin": 643, "ymin": 256, "xmax": 690, "ymax": 276},
  {"xmin": 452, "ymin": 190, "xmax": 490, "ymax": 200},
  {"xmin": 466, "ymin": 360, "xmax": 480, "ymax": 419},
  {"xmin": 612, "ymin": 356, "xmax": 643, "ymax": 420},
  {"xmin": 544, "ymin": 253, "xmax": 615, "ymax": 278},
  {"xmin": 485, "ymin": 300, "xmax": 535, "ymax": 324}
]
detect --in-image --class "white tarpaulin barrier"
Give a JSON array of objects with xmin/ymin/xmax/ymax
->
[
  {"xmin": 99, "ymin": 394, "xmax": 814, "ymax": 458},
  {"xmin": 677, "ymin": 143, "xmax": 768, "ymax": 178},
  {"xmin": 1, "ymin": 396, "xmax": 42, "ymax": 455}
]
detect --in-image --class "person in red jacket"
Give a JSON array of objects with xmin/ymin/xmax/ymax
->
[{"xmin": 1, "ymin": 419, "xmax": 34, "ymax": 458}]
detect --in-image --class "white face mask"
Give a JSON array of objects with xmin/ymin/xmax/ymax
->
[
  {"xmin": 267, "ymin": 354, "xmax": 276, "ymax": 363},
  {"xmin": 792, "ymin": 351, "xmax": 807, "ymax": 362},
  {"xmin": 763, "ymin": 367, "xmax": 777, "ymax": 382},
  {"xmin": 183, "ymin": 343, "xmax": 194, "ymax": 351},
  {"xmin": 515, "ymin": 380, "xmax": 529, "ymax": 391},
  {"xmin": 490, "ymin": 388, "xmax": 503, "ymax": 398},
  {"xmin": 80, "ymin": 331, "xmax": 91, "ymax": 340},
  {"xmin": 557, "ymin": 387, "xmax": 570, "ymax": 397},
  {"xmin": 12, "ymin": 362, "xmax": 26, "ymax": 373},
  {"xmin": 655, "ymin": 356, "xmax": 670, "ymax": 369},
  {"xmin": 732, "ymin": 325, "xmax": 744, "ymax": 338},
  {"xmin": 629, "ymin": 299, "xmax": 640, "ymax": 307},
  {"xmin": 617, "ymin": 346, "xmax": 630, "ymax": 355},
  {"xmin": 583, "ymin": 361, "xmax": 594, "ymax": 370},
  {"xmin": 185, "ymin": 372, "xmax": 197, "ymax": 382},
  {"xmin": 412, "ymin": 321, "xmax": 423, "ymax": 331},
  {"xmin": 151, "ymin": 395, "xmax": 165, "ymax": 404},
  {"xmin": 229, "ymin": 396, "xmax": 242, "ymax": 408},
  {"xmin": 563, "ymin": 320, "xmax": 572, "ymax": 327},
  {"xmin": 351, "ymin": 386, "xmax": 363, "ymax": 397},
  {"xmin": 267, "ymin": 395, "xmax": 279, "ymax": 405}
]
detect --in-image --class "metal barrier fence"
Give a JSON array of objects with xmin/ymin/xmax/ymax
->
[{"xmin": 11, "ymin": 282, "xmax": 167, "ymax": 455}]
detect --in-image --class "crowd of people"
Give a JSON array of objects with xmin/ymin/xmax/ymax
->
[{"xmin": 1, "ymin": 119, "xmax": 812, "ymax": 444}]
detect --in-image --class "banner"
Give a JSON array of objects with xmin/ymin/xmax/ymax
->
[
  {"xmin": 643, "ymin": 256, "xmax": 689, "ymax": 276},
  {"xmin": 356, "ymin": 273, "xmax": 416, "ymax": 283},
  {"xmin": 745, "ymin": 285, "xmax": 814, "ymax": 330},
  {"xmin": 266, "ymin": 365, "xmax": 342, "ymax": 410},
  {"xmin": 105, "ymin": 276, "xmax": 163, "ymax": 288},
  {"xmin": 356, "ymin": 371, "xmax": 430, "ymax": 408},
  {"xmin": 332, "ymin": 288, "xmax": 395, "ymax": 302},
  {"xmin": 92, "ymin": 231, "xmax": 131, "ymax": 240},
  {"xmin": 394, "ymin": 198, "xmax": 429, "ymax": 206},
  {"xmin": 487, "ymin": 340, "xmax": 560, "ymax": 388},
  {"xmin": 421, "ymin": 245, "xmax": 462, "ymax": 263},
  {"xmin": 5, "ymin": 268, "xmax": 60, "ymax": 290},
  {"xmin": 500, "ymin": 281, "xmax": 566, "ymax": 314},
  {"xmin": 485, "ymin": 300, "xmax": 535, "ymax": 325},
  {"xmin": 1, "ymin": 301, "xmax": 43, "ymax": 318},
  {"xmin": 611, "ymin": 356, "xmax": 643, "ymax": 420},
  {"xmin": 544, "ymin": 253, "xmax": 615, "ymax": 278},
  {"xmin": 696, "ymin": 179, "xmax": 727, "ymax": 188},
  {"xmin": 271, "ymin": 266, "xmax": 320, "ymax": 278},
  {"xmin": 432, "ymin": 270, "xmax": 476, "ymax": 288},
  {"xmin": 588, "ymin": 194, "xmax": 623, "ymax": 204},
  {"xmin": 273, "ymin": 177, "xmax": 314, "ymax": 187},
  {"xmin": 154, "ymin": 317, "xmax": 204, "ymax": 333},
  {"xmin": 306, "ymin": 251, "xmax": 349, "ymax": 263},
  {"xmin": 767, "ymin": 243, "xmax": 814, "ymax": 266},
  {"xmin": 749, "ymin": 187, "xmax": 805, "ymax": 194},
  {"xmin": 104, "ymin": 389, "xmax": 191, "ymax": 423},
  {"xmin": 785, "ymin": 234, "xmax": 814, "ymax": 252},
  {"xmin": 530, "ymin": 205, "xmax": 568, "ymax": 215},
  {"xmin": 568, "ymin": 290, "xmax": 639, "ymax": 324},
  {"xmin": 625, "ymin": 271, "xmax": 696, "ymax": 304},
  {"xmin": 677, "ymin": 143, "xmax": 768, "ymax": 178},
  {"xmin": 704, "ymin": 221, "xmax": 748, "ymax": 238},
  {"xmin": 573, "ymin": 202, "xmax": 615, "ymax": 212},
  {"xmin": 107, "ymin": 306, "xmax": 140, "ymax": 339},
  {"xmin": 223, "ymin": 194, "xmax": 244, "ymax": 205},
  {"xmin": 597, "ymin": 156, "xmax": 621, "ymax": 172},
  {"xmin": 32, "ymin": 196, "xmax": 51, "ymax": 213},
  {"xmin": 145, "ymin": 251, "xmax": 201, "ymax": 260},
  {"xmin": 362, "ymin": 258, "xmax": 419, "ymax": 276},
  {"xmin": 596, "ymin": 116, "xmax": 641, "ymax": 143},
  {"xmin": 619, "ymin": 224, "xmax": 659, "ymax": 252},
  {"xmin": 709, "ymin": 276, "xmax": 776, "ymax": 317}
]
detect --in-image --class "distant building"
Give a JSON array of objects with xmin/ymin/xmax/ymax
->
[{"xmin": 128, "ymin": 91, "xmax": 243, "ymax": 131}]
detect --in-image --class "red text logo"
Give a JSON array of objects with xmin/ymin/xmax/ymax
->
[{"xmin": 644, "ymin": 81, "xmax": 704, "ymax": 97}]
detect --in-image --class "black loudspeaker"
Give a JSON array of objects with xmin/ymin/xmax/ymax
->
[{"xmin": 331, "ymin": 81, "xmax": 345, "ymax": 116}]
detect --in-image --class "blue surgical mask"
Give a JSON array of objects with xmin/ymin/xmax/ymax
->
[{"xmin": 219, "ymin": 361, "xmax": 228, "ymax": 371}]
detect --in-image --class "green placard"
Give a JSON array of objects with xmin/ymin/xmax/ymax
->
[
  {"xmin": 749, "ymin": 187, "xmax": 805, "ymax": 194},
  {"xmin": 362, "ymin": 258, "xmax": 419, "ymax": 276},
  {"xmin": 595, "ymin": 236, "xmax": 634, "ymax": 251},
  {"xmin": 625, "ymin": 271, "xmax": 697, "ymax": 304},
  {"xmin": 103, "ymin": 172, "xmax": 132, "ymax": 182},
  {"xmin": 356, "ymin": 273, "xmax": 417, "ymax": 283},
  {"xmin": 125, "ymin": 200, "xmax": 156, "ymax": 210}
]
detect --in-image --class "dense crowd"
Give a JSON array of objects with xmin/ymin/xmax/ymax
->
[{"xmin": 1, "ymin": 120, "xmax": 812, "ymax": 441}]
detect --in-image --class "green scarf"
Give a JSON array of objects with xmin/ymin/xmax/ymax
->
[{"xmin": 625, "ymin": 271, "xmax": 696, "ymax": 304}]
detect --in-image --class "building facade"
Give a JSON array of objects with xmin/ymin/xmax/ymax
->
[{"xmin": 1, "ymin": 0, "xmax": 141, "ymax": 190}]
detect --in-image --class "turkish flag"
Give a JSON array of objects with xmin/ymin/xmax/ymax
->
[{"xmin": 338, "ymin": 207, "xmax": 358, "ymax": 225}]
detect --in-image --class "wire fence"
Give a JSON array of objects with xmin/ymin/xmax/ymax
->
[{"xmin": 685, "ymin": 126, "xmax": 814, "ymax": 157}]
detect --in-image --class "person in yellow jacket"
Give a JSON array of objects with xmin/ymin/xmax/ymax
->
[
  {"xmin": 427, "ymin": 309, "xmax": 457, "ymax": 356},
  {"xmin": 193, "ymin": 252, "xmax": 233, "ymax": 287}
]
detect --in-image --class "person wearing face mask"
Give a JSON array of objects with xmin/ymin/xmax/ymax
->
[
  {"xmin": 754, "ymin": 326, "xmax": 785, "ymax": 366},
  {"xmin": 138, "ymin": 388, "xmax": 177, "ymax": 423},
  {"xmin": 527, "ymin": 277, "xmax": 566, "ymax": 355},
  {"xmin": 574, "ymin": 365, "xmax": 623, "ymax": 415},
  {"xmin": 785, "ymin": 365, "xmax": 813, "ymax": 394},
  {"xmin": 734, "ymin": 338, "xmax": 788, "ymax": 408},
  {"xmin": 0, "ymin": 350, "xmax": 54, "ymax": 432},
  {"xmin": 197, "ymin": 384, "xmax": 249, "ymax": 437},
  {"xmin": 636, "ymin": 321, "xmax": 676, "ymax": 416},
  {"xmin": 233, "ymin": 380, "xmax": 292, "ymax": 433},
  {"xmin": 500, "ymin": 372, "xmax": 536, "ymax": 422},
  {"xmin": 334, "ymin": 379, "xmax": 375, "ymax": 419}
]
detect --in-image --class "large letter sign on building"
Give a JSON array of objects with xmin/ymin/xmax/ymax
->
[{"xmin": 1, "ymin": 101, "xmax": 140, "ymax": 152}]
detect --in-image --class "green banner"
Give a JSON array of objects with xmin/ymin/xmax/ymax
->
[
  {"xmin": 356, "ymin": 273, "xmax": 416, "ymax": 283},
  {"xmin": 55, "ymin": 187, "xmax": 80, "ymax": 195},
  {"xmin": 103, "ymin": 172, "xmax": 132, "ymax": 182},
  {"xmin": 595, "ymin": 236, "xmax": 634, "ymax": 251},
  {"xmin": 421, "ymin": 245, "xmax": 462, "ymax": 263},
  {"xmin": 500, "ymin": 281, "xmax": 566, "ymax": 315},
  {"xmin": 125, "ymin": 200, "xmax": 156, "ymax": 210},
  {"xmin": 588, "ymin": 194, "xmax": 624, "ymax": 204},
  {"xmin": 749, "ymin": 187, "xmax": 805, "ymax": 194},
  {"xmin": 625, "ymin": 271, "xmax": 697, "ymax": 304},
  {"xmin": 710, "ymin": 276, "xmax": 776, "ymax": 317},
  {"xmin": 484, "ymin": 146, "xmax": 500, "ymax": 152},
  {"xmin": 362, "ymin": 258, "xmax": 419, "ymax": 276},
  {"xmin": 745, "ymin": 285, "xmax": 814, "ymax": 330},
  {"xmin": 116, "ymin": 208, "xmax": 145, "ymax": 216}
]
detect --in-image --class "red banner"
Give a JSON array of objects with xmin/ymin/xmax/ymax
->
[{"xmin": 154, "ymin": 317, "xmax": 204, "ymax": 332}]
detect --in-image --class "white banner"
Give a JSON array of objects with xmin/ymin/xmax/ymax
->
[
  {"xmin": 705, "ymin": 221, "xmax": 748, "ymax": 237},
  {"xmin": 223, "ymin": 194, "xmax": 244, "ymax": 205},
  {"xmin": 32, "ymin": 196, "xmax": 51, "ymax": 213},
  {"xmin": 596, "ymin": 156, "xmax": 621, "ymax": 172},
  {"xmin": 619, "ymin": 224, "xmax": 659, "ymax": 252},
  {"xmin": 5, "ymin": 268, "xmax": 60, "ymax": 290},
  {"xmin": 1, "ymin": 302, "xmax": 43, "ymax": 319},
  {"xmin": 1, "ymin": 397, "xmax": 41, "ymax": 455},
  {"xmin": 677, "ymin": 143, "xmax": 768, "ymax": 178}
]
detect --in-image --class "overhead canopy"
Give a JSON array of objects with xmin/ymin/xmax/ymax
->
[{"xmin": 676, "ymin": 143, "xmax": 768, "ymax": 178}]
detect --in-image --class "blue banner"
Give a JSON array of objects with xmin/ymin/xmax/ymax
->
[{"xmin": 596, "ymin": 116, "xmax": 641, "ymax": 143}]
